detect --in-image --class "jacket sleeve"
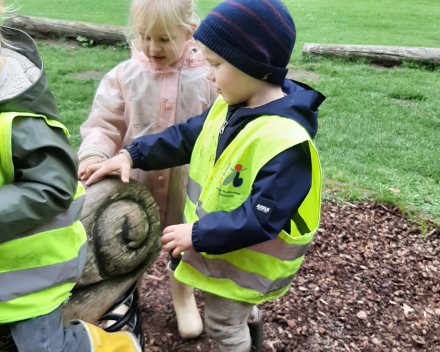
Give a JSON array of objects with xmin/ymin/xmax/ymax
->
[
  {"xmin": 191, "ymin": 142, "xmax": 312, "ymax": 255},
  {"xmin": 126, "ymin": 106, "xmax": 211, "ymax": 170},
  {"xmin": 78, "ymin": 65, "xmax": 127, "ymax": 162},
  {"xmin": 0, "ymin": 117, "xmax": 78, "ymax": 242}
]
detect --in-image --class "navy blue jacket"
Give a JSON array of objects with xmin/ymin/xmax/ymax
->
[{"xmin": 126, "ymin": 80, "xmax": 325, "ymax": 255}]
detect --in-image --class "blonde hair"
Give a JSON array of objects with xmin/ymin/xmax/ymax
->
[
  {"xmin": 0, "ymin": 0, "xmax": 5, "ymax": 51},
  {"xmin": 195, "ymin": 40, "xmax": 207, "ymax": 52},
  {"xmin": 128, "ymin": 0, "xmax": 199, "ymax": 50},
  {"xmin": 0, "ymin": 0, "xmax": 15, "ymax": 53}
]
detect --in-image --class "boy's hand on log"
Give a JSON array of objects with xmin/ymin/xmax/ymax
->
[
  {"xmin": 81, "ymin": 154, "xmax": 132, "ymax": 186},
  {"xmin": 162, "ymin": 224, "xmax": 194, "ymax": 257},
  {"xmin": 78, "ymin": 158, "xmax": 104, "ymax": 179}
]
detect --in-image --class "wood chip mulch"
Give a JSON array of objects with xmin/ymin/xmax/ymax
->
[{"xmin": 140, "ymin": 200, "xmax": 440, "ymax": 352}]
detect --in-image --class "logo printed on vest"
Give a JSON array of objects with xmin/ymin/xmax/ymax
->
[{"xmin": 222, "ymin": 164, "xmax": 247, "ymax": 188}]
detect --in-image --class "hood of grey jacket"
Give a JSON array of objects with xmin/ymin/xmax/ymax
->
[
  {"xmin": 0, "ymin": 27, "xmax": 79, "ymax": 243},
  {"xmin": 0, "ymin": 26, "xmax": 59, "ymax": 120}
]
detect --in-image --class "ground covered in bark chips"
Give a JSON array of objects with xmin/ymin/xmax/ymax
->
[{"xmin": 140, "ymin": 200, "xmax": 440, "ymax": 352}]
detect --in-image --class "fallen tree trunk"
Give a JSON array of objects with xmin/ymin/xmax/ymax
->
[
  {"xmin": 4, "ymin": 15, "xmax": 126, "ymax": 45},
  {"xmin": 302, "ymin": 43, "xmax": 440, "ymax": 65}
]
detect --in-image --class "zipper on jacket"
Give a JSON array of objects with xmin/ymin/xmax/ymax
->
[
  {"xmin": 219, "ymin": 108, "xmax": 240, "ymax": 135},
  {"xmin": 219, "ymin": 120, "xmax": 228, "ymax": 135},
  {"xmin": 215, "ymin": 106, "xmax": 242, "ymax": 164}
]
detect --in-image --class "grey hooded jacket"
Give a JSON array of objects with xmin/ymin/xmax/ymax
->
[{"xmin": 0, "ymin": 27, "xmax": 78, "ymax": 242}]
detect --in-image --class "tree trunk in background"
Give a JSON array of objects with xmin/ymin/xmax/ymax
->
[
  {"xmin": 302, "ymin": 43, "xmax": 440, "ymax": 66},
  {"xmin": 4, "ymin": 15, "xmax": 126, "ymax": 45}
]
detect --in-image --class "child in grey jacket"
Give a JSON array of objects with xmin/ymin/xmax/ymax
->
[{"xmin": 0, "ymin": 13, "xmax": 142, "ymax": 352}]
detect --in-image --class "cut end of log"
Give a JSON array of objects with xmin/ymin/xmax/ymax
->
[{"xmin": 77, "ymin": 176, "xmax": 161, "ymax": 286}]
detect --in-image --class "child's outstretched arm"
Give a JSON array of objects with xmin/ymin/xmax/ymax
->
[
  {"xmin": 82, "ymin": 107, "xmax": 211, "ymax": 185},
  {"xmin": 0, "ymin": 117, "xmax": 78, "ymax": 242},
  {"xmin": 77, "ymin": 66, "xmax": 128, "ymax": 176},
  {"xmin": 82, "ymin": 153, "xmax": 132, "ymax": 185}
]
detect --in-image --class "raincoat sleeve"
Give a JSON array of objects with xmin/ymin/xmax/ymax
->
[
  {"xmin": 125, "ymin": 106, "xmax": 211, "ymax": 170},
  {"xmin": 0, "ymin": 117, "xmax": 78, "ymax": 242},
  {"xmin": 78, "ymin": 65, "xmax": 127, "ymax": 162}
]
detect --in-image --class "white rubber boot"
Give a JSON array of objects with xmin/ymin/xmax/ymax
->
[{"xmin": 167, "ymin": 262, "xmax": 203, "ymax": 339}]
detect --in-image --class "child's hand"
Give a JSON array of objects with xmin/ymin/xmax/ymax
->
[
  {"xmin": 162, "ymin": 224, "xmax": 194, "ymax": 258},
  {"xmin": 78, "ymin": 158, "xmax": 105, "ymax": 179},
  {"xmin": 81, "ymin": 154, "xmax": 132, "ymax": 186}
]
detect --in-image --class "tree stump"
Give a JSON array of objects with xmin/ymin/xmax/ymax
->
[
  {"xmin": 3, "ymin": 15, "xmax": 126, "ymax": 45},
  {"xmin": 0, "ymin": 176, "xmax": 161, "ymax": 351}
]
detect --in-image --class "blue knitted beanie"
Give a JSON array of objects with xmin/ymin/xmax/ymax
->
[{"xmin": 194, "ymin": 0, "xmax": 296, "ymax": 86}]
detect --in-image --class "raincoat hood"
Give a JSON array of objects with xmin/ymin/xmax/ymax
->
[
  {"xmin": 0, "ymin": 26, "xmax": 59, "ymax": 120},
  {"xmin": 226, "ymin": 79, "xmax": 326, "ymax": 139}
]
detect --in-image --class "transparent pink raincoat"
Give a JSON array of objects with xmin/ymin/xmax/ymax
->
[{"xmin": 78, "ymin": 40, "xmax": 217, "ymax": 227}]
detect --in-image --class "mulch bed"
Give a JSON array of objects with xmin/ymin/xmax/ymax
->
[{"xmin": 140, "ymin": 200, "xmax": 440, "ymax": 352}]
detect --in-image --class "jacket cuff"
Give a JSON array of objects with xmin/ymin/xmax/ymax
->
[
  {"xmin": 124, "ymin": 144, "xmax": 141, "ymax": 169},
  {"xmin": 119, "ymin": 149, "xmax": 133, "ymax": 167},
  {"xmin": 78, "ymin": 149, "xmax": 109, "ymax": 163},
  {"xmin": 191, "ymin": 221, "xmax": 202, "ymax": 252}
]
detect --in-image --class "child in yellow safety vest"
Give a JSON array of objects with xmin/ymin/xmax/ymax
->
[
  {"xmin": 0, "ymin": 3, "xmax": 141, "ymax": 351},
  {"xmin": 82, "ymin": 0, "xmax": 326, "ymax": 351}
]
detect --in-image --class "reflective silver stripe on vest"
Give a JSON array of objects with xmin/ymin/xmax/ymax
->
[
  {"xmin": 183, "ymin": 201, "xmax": 208, "ymax": 223},
  {"xmin": 0, "ymin": 194, "xmax": 85, "ymax": 244},
  {"xmin": 182, "ymin": 250, "xmax": 297, "ymax": 296},
  {"xmin": 187, "ymin": 177, "xmax": 202, "ymax": 204},
  {"xmin": 247, "ymin": 237, "xmax": 311, "ymax": 261},
  {"xmin": 187, "ymin": 177, "xmax": 208, "ymax": 220},
  {"xmin": 0, "ymin": 242, "xmax": 87, "ymax": 302},
  {"xmin": 196, "ymin": 200, "xmax": 208, "ymax": 220}
]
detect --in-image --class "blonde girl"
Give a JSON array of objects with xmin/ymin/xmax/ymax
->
[{"xmin": 78, "ymin": 0, "xmax": 216, "ymax": 339}]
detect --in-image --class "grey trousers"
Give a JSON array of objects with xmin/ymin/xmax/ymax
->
[
  {"xmin": 10, "ymin": 306, "xmax": 91, "ymax": 352},
  {"xmin": 204, "ymin": 292, "xmax": 261, "ymax": 352}
]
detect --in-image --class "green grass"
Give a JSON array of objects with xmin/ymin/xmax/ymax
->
[
  {"xmin": 11, "ymin": 0, "xmax": 132, "ymax": 25},
  {"xmin": 288, "ymin": 0, "xmax": 440, "ymax": 54},
  {"xmin": 299, "ymin": 56, "xmax": 440, "ymax": 219},
  {"xmin": 14, "ymin": 0, "xmax": 440, "ymax": 219},
  {"xmin": 12, "ymin": 0, "xmax": 220, "ymax": 25},
  {"xmin": 14, "ymin": 0, "xmax": 440, "ymax": 49},
  {"xmin": 38, "ymin": 44, "xmax": 130, "ymax": 148}
]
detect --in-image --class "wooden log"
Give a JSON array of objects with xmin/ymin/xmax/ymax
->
[
  {"xmin": 302, "ymin": 43, "xmax": 440, "ymax": 65},
  {"xmin": 0, "ymin": 176, "xmax": 161, "ymax": 352},
  {"xmin": 76, "ymin": 175, "xmax": 161, "ymax": 287},
  {"xmin": 3, "ymin": 15, "xmax": 126, "ymax": 45},
  {"xmin": 61, "ymin": 258, "xmax": 153, "ymax": 324}
]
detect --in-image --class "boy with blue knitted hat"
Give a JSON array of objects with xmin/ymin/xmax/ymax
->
[{"xmin": 83, "ymin": 0, "xmax": 325, "ymax": 350}]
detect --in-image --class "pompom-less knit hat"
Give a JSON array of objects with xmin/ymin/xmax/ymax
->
[{"xmin": 194, "ymin": 0, "xmax": 296, "ymax": 86}]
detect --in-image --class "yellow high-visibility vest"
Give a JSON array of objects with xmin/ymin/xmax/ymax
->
[
  {"xmin": 0, "ymin": 112, "xmax": 87, "ymax": 324},
  {"xmin": 175, "ymin": 97, "xmax": 322, "ymax": 304}
]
